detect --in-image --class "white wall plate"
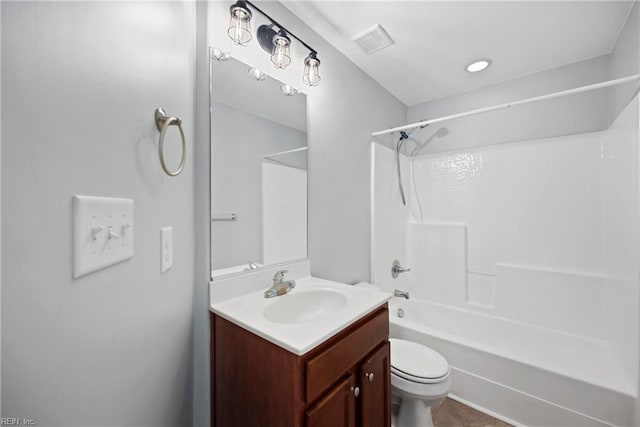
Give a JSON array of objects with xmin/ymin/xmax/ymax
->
[
  {"xmin": 161, "ymin": 226, "xmax": 173, "ymax": 274},
  {"xmin": 73, "ymin": 195, "xmax": 134, "ymax": 278}
]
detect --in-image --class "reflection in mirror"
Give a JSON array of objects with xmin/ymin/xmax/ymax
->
[{"xmin": 210, "ymin": 52, "xmax": 307, "ymax": 278}]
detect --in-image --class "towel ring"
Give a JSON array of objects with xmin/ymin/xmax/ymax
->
[{"xmin": 155, "ymin": 108, "xmax": 186, "ymax": 177}]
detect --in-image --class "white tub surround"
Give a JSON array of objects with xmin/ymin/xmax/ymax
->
[
  {"xmin": 370, "ymin": 93, "xmax": 639, "ymax": 426},
  {"xmin": 209, "ymin": 260, "xmax": 391, "ymax": 355}
]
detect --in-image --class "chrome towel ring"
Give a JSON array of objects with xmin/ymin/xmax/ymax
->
[{"xmin": 154, "ymin": 107, "xmax": 186, "ymax": 177}]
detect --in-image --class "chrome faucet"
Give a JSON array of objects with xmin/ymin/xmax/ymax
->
[
  {"xmin": 394, "ymin": 289, "xmax": 410, "ymax": 300},
  {"xmin": 264, "ymin": 270, "xmax": 296, "ymax": 298}
]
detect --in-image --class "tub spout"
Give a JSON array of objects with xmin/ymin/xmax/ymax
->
[{"xmin": 394, "ymin": 289, "xmax": 410, "ymax": 300}]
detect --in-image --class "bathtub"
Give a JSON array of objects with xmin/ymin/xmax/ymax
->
[{"xmin": 388, "ymin": 298, "xmax": 636, "ymax": 426}]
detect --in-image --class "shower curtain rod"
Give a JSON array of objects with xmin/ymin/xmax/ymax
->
[{"xmin": 371, "ymin": 74, "xmax": 640, "ymax": 137}]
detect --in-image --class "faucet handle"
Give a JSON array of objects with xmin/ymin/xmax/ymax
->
[
  {"xmin": 273, "ymin": 270, "xmax": 289, "ymax": 283},
  {"xmin": 391, "ymin": 260, "xmax": 411, "ymax": 278}
]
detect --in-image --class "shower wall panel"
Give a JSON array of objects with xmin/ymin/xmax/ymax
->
[{"xmin": 372, "ymin": 95, "xmax": 639, "ymax": 391}]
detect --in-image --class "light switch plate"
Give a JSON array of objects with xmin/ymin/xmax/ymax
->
[
  {"xmin": 161, "ymin": 226, "xmax": 173, "ymax": 273},
  {"xmin": 73, "ymin": 195, "xmax": 134, "ymax": 279}
]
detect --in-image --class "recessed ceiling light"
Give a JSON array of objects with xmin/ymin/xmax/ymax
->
[{"xmin": 466, "ymin": 59, "xmax": 492, "ymax": 73}]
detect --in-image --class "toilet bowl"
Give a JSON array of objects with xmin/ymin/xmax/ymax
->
[{"xmin": 390, "ymin": 338, "xmax": 451, "ymax": 427}]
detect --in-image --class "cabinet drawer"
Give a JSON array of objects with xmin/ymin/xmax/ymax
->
[{"xmin": 305, "ymin": 307, "xmax": 389, "ymax": 403}]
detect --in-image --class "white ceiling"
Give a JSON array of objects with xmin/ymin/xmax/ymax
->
[{"xmin": 282, "ymin": 1, "xmax": 634, "ymax": 106}]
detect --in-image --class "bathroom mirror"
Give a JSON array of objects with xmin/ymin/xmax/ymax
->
[{"xmin": 210, "ymin": 53, "xmax": 308, "ymax": 278}]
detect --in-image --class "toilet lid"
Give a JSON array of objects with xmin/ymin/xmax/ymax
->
[{"xmin": 390, "ymin": 338, "xmax": 449, "ymax": 381}]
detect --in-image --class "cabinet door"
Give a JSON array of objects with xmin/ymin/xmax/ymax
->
[
  {"xmin": 360, "ymin": 342, "xmax": 391, "ymax": 427},
  {"xmin": 305, "ymin": 374, "xmax": 356, "ymax": 427}
]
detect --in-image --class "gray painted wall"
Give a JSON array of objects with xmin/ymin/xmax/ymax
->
[
  {"xmin": 2, "ymin": 2, "xmax": 195, "ymax": 425},
  {"xmin": 210, "ymin": 101, "xmax": 306, "ymax": 270},
  {"xmin": 207, "ymin": 1, "xmax": 405, "ymax": 284},
  {"xmin": 194, "ymin": 2, "xmax": 406, "ymax": 426},
  {"xmin": 192, "ymin": 2, "xmax": 210, "ymax": 427},
  {"xmin": 405, "ymin": 55, "xmax": 612, "ymax": 155},
  {"xmin": 0, "ymin": 0, "xmax": 3, "ymax": 414},
  {"xmin": 405, "ymin": 4, "xmax": 639, "ymax": 156}
]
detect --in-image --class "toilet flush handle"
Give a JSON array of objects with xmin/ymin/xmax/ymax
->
[{"xmin": 365, "ymin": 372, "xmax": 374, "ymax": 382}]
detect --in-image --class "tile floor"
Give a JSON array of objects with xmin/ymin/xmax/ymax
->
[{"xmin": 432, "ymin": 398, "xmax": 513, "ymax": 427}]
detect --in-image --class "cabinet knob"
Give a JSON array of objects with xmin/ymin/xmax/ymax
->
[
  {"xmin": 366, "ymin": 372, "xmax": 374, "ymax": 382},
  {"xmin": 350, "ymin": 386, "xmax": 360, "ymax": 397}
]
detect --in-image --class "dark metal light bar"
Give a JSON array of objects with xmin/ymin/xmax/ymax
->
[{"xmin": 245, "ymin": 0, "xmax": 318, "ymax": 55}]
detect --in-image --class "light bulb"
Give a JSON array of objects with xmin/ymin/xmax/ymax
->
[
  {"xmin": 271, "ymin": 31, "xmax": 291, "ymax": 69},
  {"xmin": 466, "ymin": 59, "xmax": 492, "ymax": 73},
  {"xmin": 303, "ymin": 53, "xmax": 321, "ymax": 86},
  {"xmin": 227, "ymin": 1, "xmax": 252, "ymax": 46}
]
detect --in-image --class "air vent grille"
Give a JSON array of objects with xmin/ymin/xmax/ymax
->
[{"xmin": 352, "ymin": 24, "xmax": 395, "ymax": 55}]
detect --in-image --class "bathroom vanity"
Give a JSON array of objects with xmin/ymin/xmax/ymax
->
[{"xmin": 209, "ymin": 270, "xmax": 392, "ymax": 427}]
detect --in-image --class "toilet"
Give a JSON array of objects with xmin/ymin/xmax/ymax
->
[
  {"xmin": 390, "ymin": 338, "xmax": 451, "ymax": 427},
  {"xmin": 352, "ymin": 283, "xmax": 451, "ymax": 426}
]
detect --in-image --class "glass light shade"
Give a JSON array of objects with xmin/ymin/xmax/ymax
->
[
  {"xmin": 227, "ymin": 3, "xmax": 252, "ymax": 46},
  {"xmin": 303, "ymin": 54, "xmax": 321, "ymax": 86},
  {"xmin": 271, "ymin": 33, "xmax": 292, "ymax": 69}
]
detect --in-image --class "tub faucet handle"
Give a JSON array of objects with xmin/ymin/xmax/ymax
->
[{"xmin": 391, "ymin": 259, "xmax": 411, "ymax": 278}]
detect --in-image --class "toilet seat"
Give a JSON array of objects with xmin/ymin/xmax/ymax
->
[{"xmin": 390, "ymin": 338, "xmax": 449, "ymax": 384}]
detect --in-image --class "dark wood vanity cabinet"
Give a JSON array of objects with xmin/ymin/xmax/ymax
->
[
  {"xmin": 359, "ymin": 342, "xmax": 392, "ymax": 427},
  {"xmin": 305, "ymin": 374, "xmax": 357, "ymax": 427},
  {"xmin": 211, "ymin": 304, "xmax": 390, "ymax": 427}
]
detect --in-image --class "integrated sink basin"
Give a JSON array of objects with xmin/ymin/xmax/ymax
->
[
  {"xmin": 262, "ymin": 290, "xmax": 348, "ymax": 324},
  {"xmin": 209, "ymin": 273, "xmax": 392, "ymax": 355}
]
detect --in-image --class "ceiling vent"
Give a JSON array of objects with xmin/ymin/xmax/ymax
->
[{"xmin": 352, "ymin": 24, "xmax": 395, "ymax": 55}]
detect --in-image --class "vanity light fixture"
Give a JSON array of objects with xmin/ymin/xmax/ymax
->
[
  {"xmin": 303, "ymin": 53, "xmax": 321, "ymax": 86},
  {"xmin": 466, "ymin": 59, "xmax": 492, "ymax": 73},
  {"xmin": 271, "ymin": 30, "xmax": 292, "ymax": 69},
  {"xmin": 228, "ymin": 1, "xmax": 253, "ymax": 46},
  {"xmin": 248, "ymin": 67, "xmax": 267, "ymax": 81},
  {"xmin": 226, "ymin": 0, "xmax": 321, "ymax": 86}
]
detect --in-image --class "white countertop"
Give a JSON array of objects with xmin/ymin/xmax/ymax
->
[{"xmin": 210, "ymin": 276, "xmax": 392, "ymax": 355}]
